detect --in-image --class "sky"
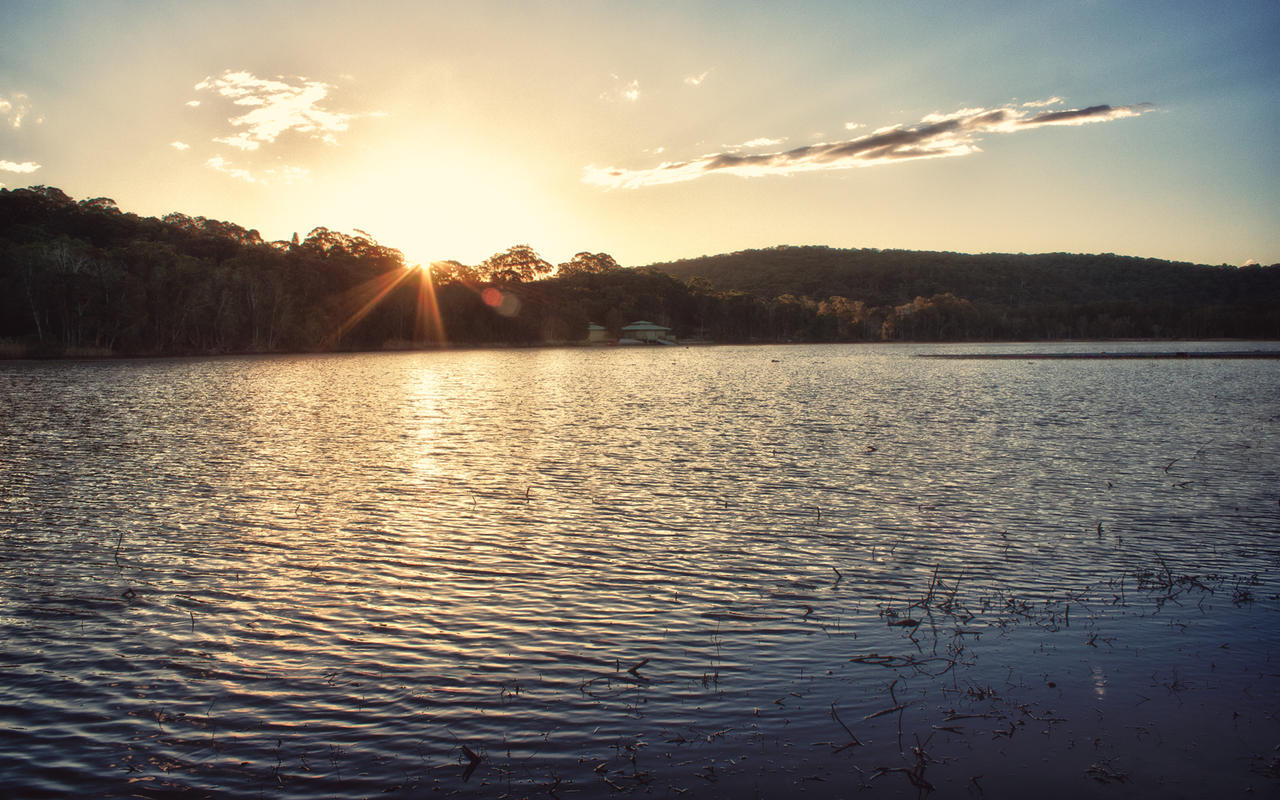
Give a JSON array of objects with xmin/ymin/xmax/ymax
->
[{"xmin": 2, "ymin": 0, "xmax": 1277, "ymax": 269}]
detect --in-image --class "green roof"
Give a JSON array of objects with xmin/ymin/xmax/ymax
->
[{"xmin": 621, "ymin": 321, "xmax": 670, "ymax": 332}]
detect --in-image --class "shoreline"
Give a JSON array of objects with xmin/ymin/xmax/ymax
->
[
  {"xmin": 918, "ymin": 349, "xmax": 1280, "ymax": 359},
  {"xmin": 4, "ymin": 337, "xmax": 1280, "ymax": 363}
]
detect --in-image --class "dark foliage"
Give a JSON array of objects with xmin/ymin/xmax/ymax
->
[
  {"xmin": 2, "ymin": 187, "xmax": 1276, "ymax": 357},
  {"xmin": 651, "ymin": 245, "xmax": 1280, "ymax": 308}
]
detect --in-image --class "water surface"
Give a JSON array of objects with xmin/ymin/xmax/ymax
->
[{"xmin": 2, "ymin": 343, "xmax": 1278, "ymax": 797}]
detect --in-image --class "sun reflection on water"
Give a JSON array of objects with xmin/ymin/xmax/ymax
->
[
  {"xmin": 1091, "ymin": 665, "xmax": 1108, "ymax": 700},
  {"xmin": 1, "ymin": 344, "xmax": 1277, "ymax": 797}
]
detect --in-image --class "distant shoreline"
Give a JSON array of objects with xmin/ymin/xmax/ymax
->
[
  {"xmin": 917, "ymin": 350, "xmax": 1280, "ymax": 360},
  {"xmin": 5, "ymin": 339, "xmax": 1280, "ymax": 363}
]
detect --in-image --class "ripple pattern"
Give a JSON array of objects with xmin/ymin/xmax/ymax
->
[{"xmin": 2, "ymin": 343, "xmax": 1278, "ymax": 797}]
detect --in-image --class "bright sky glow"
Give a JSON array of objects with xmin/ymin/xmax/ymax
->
[{"xmin": 1, "ymin": 1, "xmax": 1276, "ymax": 266}]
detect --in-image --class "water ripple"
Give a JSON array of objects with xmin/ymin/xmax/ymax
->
[{"xmin": 2, "ymin": 344, "xmax": 1278, "ymax": 797}]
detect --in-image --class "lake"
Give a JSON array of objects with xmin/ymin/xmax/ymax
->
[{"xmin": 2, "ymin": 342, "xmax": 1278, "ymax": 798}]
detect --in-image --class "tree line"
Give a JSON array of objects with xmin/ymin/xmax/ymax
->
[{"xmin": 2, "ymin": 186, "xmax": 1276, "ymax": 357}]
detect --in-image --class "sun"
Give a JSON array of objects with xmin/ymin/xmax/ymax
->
[
  {"xmin": 321, "ymin": 136, "xmax": 561, "ymax": 271},
  {"xmin": 320, "ymin": 258, "xmax": 448, "ymax": 348}
]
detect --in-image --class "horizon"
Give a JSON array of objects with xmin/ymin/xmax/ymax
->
[{"xmin": 2, "ymin": 1, "xmax": 1277, "ymax": 269}]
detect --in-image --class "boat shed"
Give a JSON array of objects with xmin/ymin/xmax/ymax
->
[{"xmin": 620, "ymin": 321, "xmax": 672, "ymax": 342}]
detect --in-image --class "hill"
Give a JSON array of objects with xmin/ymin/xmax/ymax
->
[
  {"xmin": 3, "ymin": 186, "xmax": 1278, "ymax": 356},
  {"xmin": 647, "ymin": 245, "xmax": 1278, "ymax": 308}
]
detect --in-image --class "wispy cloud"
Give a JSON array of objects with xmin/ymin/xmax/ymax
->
[
  {"xmin": 733, "ymin": 136, "xmax": 787, "ymax": 149},
  {"xmin": 205, "ymin": 155, "xmax": 308, "ymax": 185},
  {"xmin": 190, "ymin": 70, "xmax": 379, "ymax": 184},
  {"xmin": 684, "ymin": 70, "xmax": 711, "ymax": 87},
  {"xmin": 585, "ymin": 100, "xmax": 1154, "ymax": 189},
  {"xmin": 1021, "ymin": 96, "xmax": 1063, "ymax": 108},
  {"xmin": 0, "ymin": 93, "xmax": 40, "ymax": 129},
  {"xmin": 194, "ymin": 70, "xmax": 359, "ymax": 151},
  {"xmin": 1, "ymin": 95, "xmax": 41, "ymax": 180},
  {"xmin": 0, "ymin": 159, "xmax": 41, "ymax": 174},
  {"xmin": 205, "ymin": 155, "xmax": 254, "ymax": 182},
  {"xmin": 600, "ymin": 75, "xmax": 640, "ymax": 103},
  {"xmin": 1016, "ymin": 103, "xmax": 1147, "ymax": 127}
]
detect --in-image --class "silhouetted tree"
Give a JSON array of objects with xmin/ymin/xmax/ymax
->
[
  {"xmin": 558, "ymin": 251, "xmax": 620, "ymax": 275},
  {"xmin": 2, "ymin": 187, "xmax": 1277, "ymax": 356},
  {"xmin": 480, "ymin": 245, "xmax": 553, "ymax": 283}
]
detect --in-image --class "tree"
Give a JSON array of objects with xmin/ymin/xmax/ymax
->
[
  {"xmin": 4, "ymin": 186, "xmax": 1278, "ymax": 356},
  {"xmin": 558, "ymin": 251, "xmax": 620, "ymax": 275},
  {"xmin": 429, "ymin": 260, "xmax": 479, "ymax": 285},
  {"xmin": 479, "ymin": 245, "xmax": 553, "ymax": 283},
  {"xmin": 79, "ymin": 197, "xmax": 119, "ymax": 213}
]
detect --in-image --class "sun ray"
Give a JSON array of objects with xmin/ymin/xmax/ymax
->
[
  {"xmin": 323, "ymin": 265, "xmax": 415, "ymax": 350},
  {"xmin": 413, "ymin": 264, "xmax": 447, "ymax": 345}
]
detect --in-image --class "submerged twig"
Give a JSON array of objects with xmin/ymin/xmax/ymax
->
[
  {"xmin": 830, "ymin": 703, "xmax": 862, "ymax": 751},
  {"xmin": 627, "ymin": 658, "xmax": 650, "ymax": 682},
  {"xmin": 864, "ymin": 703, "xmax": 908, "ymax": 721},
  {"xmin": 461, "ymin": 743, "xmax": 483, "ymax": 781}
]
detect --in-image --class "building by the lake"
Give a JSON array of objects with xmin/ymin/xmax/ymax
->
[
  {"xmin": 619, "ymin": 321, "xmax": 674, "ymax": 343},
  {"xmin": 584, "ymin": 321, "xmax": 676, "ymax": 344}
]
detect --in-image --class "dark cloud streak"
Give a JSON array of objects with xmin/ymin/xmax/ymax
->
[
  {"xmin": 584, "ymin": 99, "xmax": 1154, "ymax": 189},
  {"xmin": 1021, "ymin": 103, "xmax": 1151, "ymax": 126}
]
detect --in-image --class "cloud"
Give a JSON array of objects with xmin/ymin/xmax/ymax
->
[
  {"xmin": 0, "ymin": 98, "xmax": 40, "ymax": 176},
  {"xmin": 194, "ymin": 70, "xmax": 359, "ymax": 151},
  {"xmin": 0, "ymin": 93, "xmax": 39, "ymax": 129},
  {"xmin": 0, "ymin": 160, "xmax": 41, "ymax": 174},
  {"xmin": 1016, "ymin": 103, "xmax": 1151, "ymax": 127},
  {"xmin": 738, "ymin": 137, "xmax": 787, "ymax": 148},
  {"xmin": 1021, "ymin": 96, "xmax": 1063, "ymax": 108},
  {"xmin": 844, "ymin": 121, "xmax": 865, "ymax": 131},
  {"xmin": 600, "ymin": 75, "xmax": 640, "ymax": 103},
  {"xmin": 274, "ymin": 165, "xmax": 310, "ymax": 183},
  {"xmin": 684, "ymin": 70, "xmax": 711, "ymax": 87},
  {"xmin": 205, "ymin": 155, "xmax": 254, "ymax": 182},
  {"xmin": 205, "ymin": 155, "xmax": 308, "ymax": 185},
  {"xmin": 584, "ymin": 100, "xmax": 1154, "ymax": 189},
  {"xmin": 170, "ymin": 141, "xmax": 191, "ymax": 151},
  {"xmin": 185, "ymin": 100, "xmax": 201, "ymax": 108}
]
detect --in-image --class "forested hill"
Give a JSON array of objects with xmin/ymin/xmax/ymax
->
[
  {"xmin": 648, "ymin": 246, "xmax": 1278, "ymax": 308},
  {"xmin": 3, "ymin": 186, "xmax": 1279, "ymax": 358}
]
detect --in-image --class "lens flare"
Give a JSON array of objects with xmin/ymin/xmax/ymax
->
[{"xmin": 481, "ymin": 287, "xmax": 521, "ymax": 317}]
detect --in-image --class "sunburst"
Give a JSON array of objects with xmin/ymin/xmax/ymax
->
[{"xmin": 323, "ymin": 263, "xmax": 448, "ymax": 349}]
